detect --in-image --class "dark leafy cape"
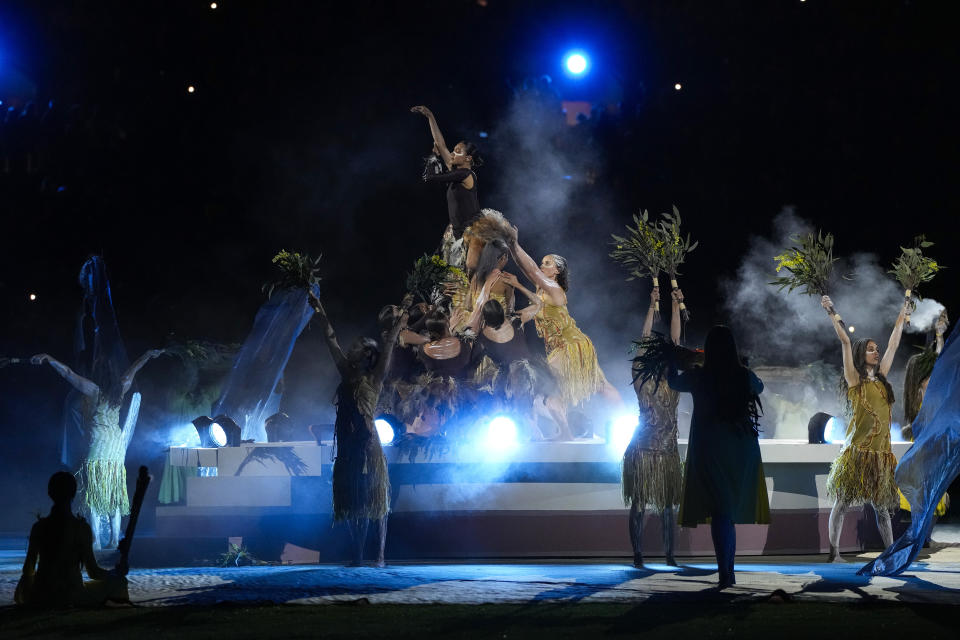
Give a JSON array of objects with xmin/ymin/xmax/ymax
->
[{"xmin": 630, "ymin": 332, "xmax": 698, "ymax": 391}]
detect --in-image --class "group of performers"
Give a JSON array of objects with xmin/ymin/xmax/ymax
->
[{"xmin": 14, "ymin": 106, "xmax": 955, "ymax": 601}]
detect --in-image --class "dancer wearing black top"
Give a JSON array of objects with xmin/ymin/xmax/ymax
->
[{"xmin": 411, "ymin": 105, "xmax": 483, "ymax": 238}]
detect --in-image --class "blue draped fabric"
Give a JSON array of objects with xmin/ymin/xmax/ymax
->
[
  {"xmin": 213, "ymin": 285, "xmax": 318, "ymax": 442},
  {"xmin": 60, "ymin": 256, "xmax": 132, "ymax": 467},
  {"xmin": 859, "ymin": 321, "xmax": 960, "ymax": 576}
]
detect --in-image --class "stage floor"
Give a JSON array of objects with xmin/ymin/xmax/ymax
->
[{"xmin": 2, "ymin": 534, "xmax": 960, "ymax": 607}]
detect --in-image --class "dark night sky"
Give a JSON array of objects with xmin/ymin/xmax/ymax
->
[{"xmin": 0, "ymin": 0, "xmax": 958, "ymax": 526}]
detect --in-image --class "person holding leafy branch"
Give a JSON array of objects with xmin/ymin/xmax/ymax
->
[
  {"xmin": 622, "ymin": 285, "xmax": 687, "ymax": 567},
  {"xmin": 820, "ymin": 292, "xmax": 910, "ymax": 562}
]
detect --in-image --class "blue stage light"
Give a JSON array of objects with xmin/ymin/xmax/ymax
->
[
  {"xmin": 486, "ymin": 416, "xmax": 518, "ymax": 450},
  {"xmin": 375, "ymin": 418, "xmax": 396, "ymax": 445},
  {"xmin": 210, "ymin": 422, "xmax": 227, "ymax": 447},
  {"xmin": 610, "ymin": 413, "xmax": 639, "ymax": 456},
  {"xmin": 564, "ymin": 51, "xmax": 589, "ymax": 76}
]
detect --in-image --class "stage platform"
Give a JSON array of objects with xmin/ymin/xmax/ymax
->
[{"xmin": 155, "ymin": 440, "xmax": 913, "ymax": 561}]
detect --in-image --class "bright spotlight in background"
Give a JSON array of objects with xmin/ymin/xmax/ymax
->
[
  {"xmin": 563, "ymin": 51, "xmax": 589, "ymax": 76},
  {"xmin": 374, "ymin": 418, "xmax": 395, "ymax": 445},
  {"xmin": 187, "ymin": 85, "xmax": 196, "ymax": 93},
  {"xmin": 674, "ymin": 83, "xmax": 682, "ymax": 90},
  {"xmin": 824, "ymin": 417, "xmax": 847, "ymax": 444},
  {"xmin": 210, "ymin": 422, "xmax": 227, "ymax": 447},
  {"xmin": 485, "ymin": 415, "xmax": 518, "ymax": 451},
  {"xmin": 609, "ymin": 414, "xmax": 639, "ymax": 457},
  {"xmin": 848, "ymin": 326, "xmax": 855, "ymax": 333},
  {"xmin": 29, "ymin": 293, "xmax": 37, "ymax": 301}
]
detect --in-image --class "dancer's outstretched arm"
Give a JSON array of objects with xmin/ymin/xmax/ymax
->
[
  {"xmin": 30, "ymin": 354, "xmax": 98, "ymax": 397},
  {"xmin": 372, "ymin": 295, "xmax": 412, "ymax": 389},
  {"xmin": 507, "ymin": 227, "xmax": 566, "ymax": 306},
  {"xmin": 308, "ymin": 292, "xmax": 349, "ymax": 378},
  {"xmin": 641, "ymin": 288, "xmax": 659, "ymax": 339},
  {"xmin": 411, "ymin": 106, "xmax": 453, "ymax": 169},
  {"xmin": 500, "ymin": 272, "xmax": 542, "ymax": 325},
  {"xmin": 822, "ymin": 295, "xmax": 857, "ymax": 387},
  {"xmin": 120, "ymin": 349, "xmax": 166, "ymax": 399},
  {"xmin": 670, "ymin": 288, "xmax": 683, "ymax": 345},
  {"xmin": 880, "ymin": 297, "xmax": 910, "ymax": 377}
]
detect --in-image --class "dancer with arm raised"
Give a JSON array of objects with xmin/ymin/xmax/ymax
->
[
  {"xmin": 508, "ymin": 227, "xmax": 622, "ymax": 439},
  {"xmin": 821, "ymin": 293, "xmax": 909, "ymax": 562},
  {"xmin": 309, "ymin": 291, "xmax": 411, "ymax": 567}
]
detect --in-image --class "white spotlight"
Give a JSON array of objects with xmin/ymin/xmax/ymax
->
[
  {"xmin": 848, "ymin": 326, "xmax": 855, "ymax": 333},
  {"xmin": 674, "ymin": 83, "xmax": 682, "ymax": 90},
  {"xmin": 210, "ymin": 422, "xmax": 227, "ymax": 447},
  {"xmin": 187, "ymin": 85, "xmax": 196, "ymax": 93},
  {"xmin": 29, "ymin": 293, "xmax": 37, "ymax": 301},
  {"xmin": 374, "ymin": 418, "xmax": 395, "ymax": 445},
  {"xmin": 486, "ymin": 416, "xmax": 518, "ymax": 450},
  {"xmin": 210, "ymin": 2, "xmax": 218, "ymax": 8},
  {"xmin": 610, "ymin": 414, "xmax": 639, "ymax": 456}
]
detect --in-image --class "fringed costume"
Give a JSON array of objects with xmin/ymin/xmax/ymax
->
[
  {"xmin": 622, "ymin": 379, "xmax": 682, "ymax": 513},
  {"xmin": 826, "ymin": 380, "xmax": 899, "ymax": 511},
  {"xmin": 535, "ymin": 294, "xmax": 608, "ymax": 406},
  {"xmin": 81, "ymin": 397, "xmax": 130, "ymax": 518},
  {"xmin": 332, "ymin": 377, "xmax": 389, "ymax": 521}
]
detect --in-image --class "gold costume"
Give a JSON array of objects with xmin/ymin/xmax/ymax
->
[
  {"xmin": 534, "ymin": 293, "xmax": 608, "ymax": 406},
  {"xmin": 826, "ymin": 380, "xmax": 899, "ymax": 510}
]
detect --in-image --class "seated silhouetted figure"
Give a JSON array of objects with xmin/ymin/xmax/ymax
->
[{"xmin": 15, "ymin": 471, "xmax": 128, "ymax": 607}]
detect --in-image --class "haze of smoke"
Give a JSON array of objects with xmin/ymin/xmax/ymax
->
[
  {"xmin": 723, "ymin": 208, "xmax": 907, "ymax": 366},
  {"xmin": 906, "ymin": 297, "xmax": 945, "ymax": 334},
  {"xmin": 487, "ymin": 90, "xmax": 638, "ymax": 395}
]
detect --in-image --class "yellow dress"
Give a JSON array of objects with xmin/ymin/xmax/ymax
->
[
  {"xmin": 826, "ymin": 379, "xmax": 899, "ymax": 510},
  {"xmin": 82, "ymin": 398, "xmax": 130, "ymax": 517},
  {"xmin": 534, "ymin": 293, "xmax": 608, "ymax": 406}
]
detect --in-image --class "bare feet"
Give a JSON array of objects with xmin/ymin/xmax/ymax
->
[
  {"xmin": 632, "ymin": 554, "xmax": 644, "ymax": 569},
  {"xmin": 828, "ymin": 546, "xmax": 847, "ymax": 563},
  {"xmin": 373, "ymin": 560, "xmax": 387, "ymax": 568}
]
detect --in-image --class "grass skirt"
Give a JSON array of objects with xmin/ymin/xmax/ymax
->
[
  {"xmin": 547, "ymin": 341, "xmax": 606, "ymax": 407},
  {"xmin": 622, "ymin": 445, "xmax": 682, "ymax": 513},
  {"xmin": 332, "ymin": 440, "xmax": 390, "ymax": 521},
  {"xmin": 826, "ymin": 443, "xmax": 899, "ymax": 510},
  {"xmin": 81, "ymin": 460, "xmax": 130, "ymax": 516}
]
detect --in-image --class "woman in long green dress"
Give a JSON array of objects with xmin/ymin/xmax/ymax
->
[
  {"xmin": 821, "ymin": 294, "xmax": 908, "ymax": 562},
  {"xmin": 667, "ymin": 325, "xmax": 768, "ymax": 589}
]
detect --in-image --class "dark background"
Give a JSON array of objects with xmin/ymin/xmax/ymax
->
[{"xmin": 0, "ymin": 0, "xmax": 957, "ymax": 530}]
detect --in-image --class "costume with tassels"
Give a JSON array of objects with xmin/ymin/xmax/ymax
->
[
  {"xmin": 826, "ymin": 380, "xmax": 899, "ymax": 510},
  {"xmin": 622, "ymin": 379, "xmax": 682, "ymax": 512},
  {"xmin": 80, "ymin": 396, "xmax": 130, "ymax": 518},
  {"xmin": 333, "ymin": 376, "xmax": 389, "ymax": 521},
  {"xmin": 535, "ymin": 295, "xmax": 608, "ymax": 406}
]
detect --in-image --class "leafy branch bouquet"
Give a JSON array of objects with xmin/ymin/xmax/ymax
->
[
  {"xmin": 656, "ymin": 206, "xmax": 697, "ymax": 322},
  {"xmin": 406, "ymin": 254, "xmax": 466, "ymax": 305},
  {"xmin": 889, "ymin": 235, "xmax": 944, "ymax": 325},
  {"xmin": 610, "ymin": 210, "xmax": 666, "ymax": 318},
  {"xmin": 263, "ymin": 250, "xmax": 322, "ymax": 299},
  {"xmin": 770, "ymin": 230, "xmax": 845, "ymax": 328}
]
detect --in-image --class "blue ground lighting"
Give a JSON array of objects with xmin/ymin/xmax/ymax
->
[{"xmin": 563, "ymin": 50, "xmax": 589, "ymax": 76}]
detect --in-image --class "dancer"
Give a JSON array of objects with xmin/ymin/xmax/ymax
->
[
  {"xmin": 508, "ymin": 228, "xmax": 622, "ymax": 439},
  {"xmin": 623, "ymin": 287, "xmax": 685, "ymax": 567},
  {"xmin": 411, "ymin": 105, "xmax": 482, "ymax": 245},
  {"xmin": 668, "ymin": 325, "xmax": 768, "ymax": 589},
  {"xmin": 309, "ymin": 291, "xmax": 410, "ymax": 567},
  {"xmin": 821, "ymin": 294, "xmax": 908, "ymax": 562},
  {"xmin": 31, "ymin": 348, "xmax": 165, "ymax": 549},
  {"xmin": 898, "ymin": 310, "xmax": 950, "ymax": 516},
  {"xmin": 16, "ymin": 472, "xmax": 128, "ymax": 607}
]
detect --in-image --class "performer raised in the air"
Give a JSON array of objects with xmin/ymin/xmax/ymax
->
[{"xmin": 508, "ymin": 226, "xmax": 623, "ymax": 439}]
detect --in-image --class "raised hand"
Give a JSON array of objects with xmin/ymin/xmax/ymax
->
[
  {"xmin": 499, "ymin": 272, "xmax": 520, "ymax": 288},
  {"xmin": 410, "ymin": 105, "xmax": 433, "ymax": 118},
  {"xmin": 821, "ymin": 295, "xmax": 835, "ymax": 314},
  {"xmin": 148, "ymin": 349, "xmax": 166, "ymax": 359},
  {"xmin": 30, "ymin": 354, "xmax": 50, "ymax": 365},
  {"xmin": 650, "ymin": 288, "xmax": 661, "ymax": 305},
  {"xmin": 671, "ymin": 288, "xmax": 683, "ymax": 303}
]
